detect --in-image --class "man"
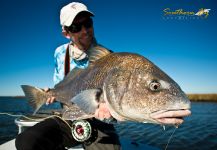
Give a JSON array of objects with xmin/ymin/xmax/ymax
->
[
  {"xmin": 16, "ymin": 2, "xmax": 120, "ymax": 150},
  {"xmin": 16, "ymin": 2, "xmax": 190, "ymax": 150}
]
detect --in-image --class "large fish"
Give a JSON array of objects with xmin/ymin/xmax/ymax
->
[{"xmin": 21, "ymin": 52, "xmax": 191, "ymax": 125}]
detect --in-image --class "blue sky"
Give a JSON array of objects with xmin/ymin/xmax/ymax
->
[{"xmin": 0, "ymin": 0, "xmax": 217, "ymax": 96}]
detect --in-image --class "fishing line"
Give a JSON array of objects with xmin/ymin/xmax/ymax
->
[
  {"xmin": 0, "ymin": 112, "xmax": 93, "ymax": 142},
  {"xmin": 0, "ymin": 112, "xmax": 72, "ymax": 129},
  {"xmin": 164, "ymin": 127, "xmax": 177, "ymax": 150}
]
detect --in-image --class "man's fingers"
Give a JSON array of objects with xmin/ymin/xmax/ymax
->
[
  {"xmin": 44, "ymin": 87, "xmax": 52, "ymax": 105},
  {"xmin": 46, "ymin": 97, "xmax": 56, "ymax": 105},
  {"xmin": 98, "ymin": 109, "xmax": 105, "ymax": 119},
  {"xmin": 94, "ymin": 109, "xmax": 104, "ymax": 120},
  {"xmin": 94, "ymin": 103, "xmax": 112, "ymax": 120},
  {"xmin": 50, "ymin": 97, "xmax": 55, "ymax": 103},
  {"xmin": 46, "ymin": 98, "xmax": 51, "ymax": 105},
  {"xmin": 104, "ymin": 111, "xmax": 111, "ymax": 119},
  {"xmin": 100, "ymin": 103, "xmax": 112, "ymax": 119}
]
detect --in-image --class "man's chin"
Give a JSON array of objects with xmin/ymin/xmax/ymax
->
[{"xmin": 80, "ymin": 41, "xmax": 92, "ymax": 50}]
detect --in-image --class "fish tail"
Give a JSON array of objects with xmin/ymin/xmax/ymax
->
[{"xmin": 21, "ymin": 85, "xmax": 48, "ymax": 114}]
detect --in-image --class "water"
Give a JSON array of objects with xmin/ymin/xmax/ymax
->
[
  {"xmin": 0, "ymin": 97, "xmax": 61, "ymax": 145},
  {"xmin": 1, "ymin": 97, "xmax": 217, "ymax": 150}
]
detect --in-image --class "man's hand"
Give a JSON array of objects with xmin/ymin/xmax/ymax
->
[
  {"xmin": 44, "ymin": 87, "xmax": 56, "ymax": 105},
  {"xmin": 94, "ymin": 103, "xmax": 111, "ymax": 120}
]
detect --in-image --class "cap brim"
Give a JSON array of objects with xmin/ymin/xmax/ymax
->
[{"xmin": 77, "ymin": 10, "xmax": 94, "ymax": 17}]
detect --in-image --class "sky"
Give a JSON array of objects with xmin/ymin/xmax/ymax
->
[{"xmin": 0, "ymin": 0, "xmax": 217, "ymax": 96}]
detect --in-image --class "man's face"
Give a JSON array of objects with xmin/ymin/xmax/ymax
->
[{"xmin": 68, "ymin": 14, "xmax": 94, "ymax": 50}]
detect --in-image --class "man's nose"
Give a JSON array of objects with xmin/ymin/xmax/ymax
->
[{"xmin": 80, "ymin": 25, "xmax": 88, "ymax": 33}]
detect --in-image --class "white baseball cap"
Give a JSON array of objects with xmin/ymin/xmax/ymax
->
[{"xmin": 60, "ymin": 2, "xmax": 94, "ymax": 27}]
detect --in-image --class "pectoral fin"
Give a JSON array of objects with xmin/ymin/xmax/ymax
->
[{"xmin": 71, "ymin": 89, "xmax": 102, "ymax": 114}]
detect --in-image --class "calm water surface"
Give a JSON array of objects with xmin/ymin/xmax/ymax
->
[{"xmin": 0, "ymin": 97, "xmax": 217, "ymax": 150}]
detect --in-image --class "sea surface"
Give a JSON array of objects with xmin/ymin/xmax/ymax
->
[{"xmin": 0, "ymin": 97, "xmax": 217, "ymax": 150}]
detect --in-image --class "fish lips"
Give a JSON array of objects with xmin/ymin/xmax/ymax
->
[{"xmin": 149, "ymin": 109, "xmax": 191, "ymax": 125}]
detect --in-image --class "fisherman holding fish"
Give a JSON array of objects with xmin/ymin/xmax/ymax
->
[
  {"xmin": 16, "ymin": 2, "xmax": 191, "ymax": 150},
  {"xmin": 16, "ymin": 2, "xmax": 121, "ymax": 150}
]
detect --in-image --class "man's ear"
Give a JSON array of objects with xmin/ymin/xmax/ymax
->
[{"xmin": 62, "ymin": 27, "xmax": 71, "ymax": 39}]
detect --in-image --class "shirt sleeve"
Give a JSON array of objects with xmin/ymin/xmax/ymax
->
[
  {"xmin": 53, "ymin": 46, "xmax": 65, "ymax": 85},
  {"xmin": 53, "ymin": 58, "xmax": 63, "ymax": 85}
]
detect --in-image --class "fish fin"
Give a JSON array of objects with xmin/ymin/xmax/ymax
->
[
  {"xmin": 87, "ymin": 45, "xmax": 111, "ymax": 63},
  {"xmin": 21, "ymin": 85, "xmax": 48, "ymax": 114},
  {"xmin": 71, "ymin": 89, "xmax": 102, "ymax": 114}
]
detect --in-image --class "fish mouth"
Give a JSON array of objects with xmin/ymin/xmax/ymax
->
[{"xmin": 150, "ymin": 109, "xmax": 191, "ymax": 125}]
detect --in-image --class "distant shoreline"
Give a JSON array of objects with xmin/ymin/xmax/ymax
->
[
  {"xmin": 187, "ymin": 94, "xmax": 217, "ymax": 102},
  {"xmin": 0, "ymin": 94, "xmax": 217, "ymax": 102},
  {"xmin": 0, "ymin": 96, "xmax": 25, "ymax": 98}
]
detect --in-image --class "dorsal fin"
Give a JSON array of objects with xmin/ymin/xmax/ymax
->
[{"xmin": 87, "ymin": 45, "xmax": 111, "ymax": 63}]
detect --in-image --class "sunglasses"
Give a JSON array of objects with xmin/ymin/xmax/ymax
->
[{"xmin": 68, "ymin": 18, "xmax": 93, "ymax": 33}]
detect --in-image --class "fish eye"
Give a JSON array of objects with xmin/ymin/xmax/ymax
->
[{"xmin": 149, "ymin": 80, "xmax": 161, "ymax": 91}]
